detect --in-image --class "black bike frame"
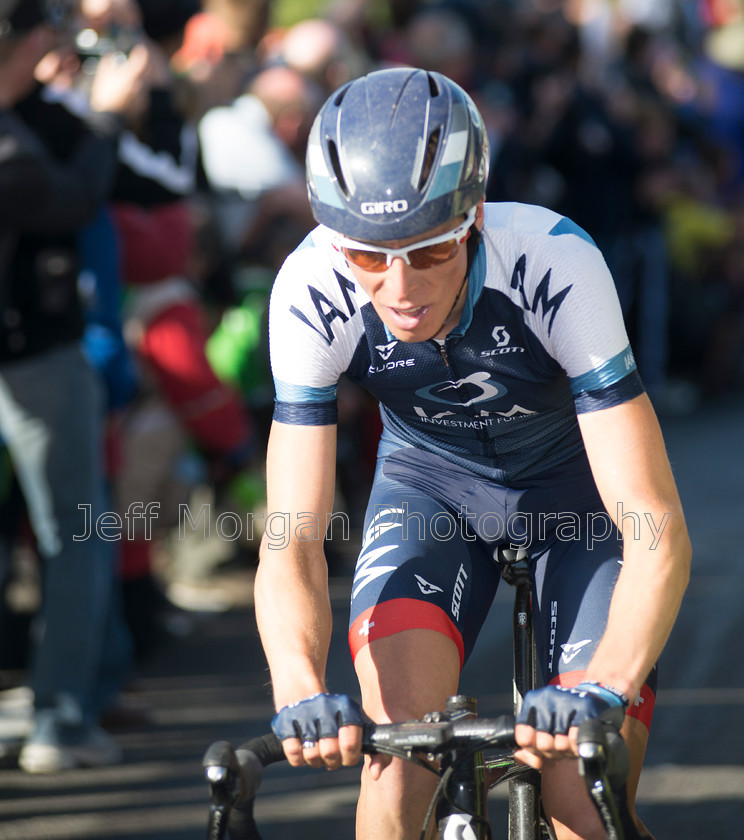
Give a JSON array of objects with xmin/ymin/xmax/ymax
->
[
  {"xmin": 508, "ymin": 565, "xmax": 543, "ymax": 840},
  {"xmin": 434, "ymin": 695, "xmax": 487, "ymax": 838},
  {"xmin": 434, "ymin": 554, "xmax": 545, "ymax": 840}
]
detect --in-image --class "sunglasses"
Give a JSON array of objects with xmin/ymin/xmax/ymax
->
[{"xmin": 335, "ymin": 206, "xmax": 477, "ymax": 273}]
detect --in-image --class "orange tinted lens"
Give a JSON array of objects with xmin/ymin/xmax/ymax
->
[
  {"xmin": 342, "ymin": 248, "xmax": 388, "ymax": 272},
  {"xmin": 408, "ymin": 239, "xmax": 459, "ymax": 269}
]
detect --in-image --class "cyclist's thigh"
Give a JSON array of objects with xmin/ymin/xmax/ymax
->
[
  {"xmin": 533, "ymin": 515, "xmax": 657, "ymax": 835},
  {"xmin": 532, "ymin": 526, "xmax": 623, "ymax": 684},
  {"xmin": 349, "ymin": 462, "xmax": 500, "ymax": 675}
]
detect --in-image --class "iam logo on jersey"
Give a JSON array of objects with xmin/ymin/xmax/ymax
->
[{"xmin": 415, "ymin": 371, "xmax": 507, "ymax": 407}]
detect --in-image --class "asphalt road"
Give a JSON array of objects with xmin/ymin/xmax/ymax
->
[{"xmin": 0, "ymin": 393, "xmax": 742, "ymax": 839}]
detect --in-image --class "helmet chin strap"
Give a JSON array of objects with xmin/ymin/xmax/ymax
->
[
  {"xmin": 434, "ymin": 223, "xmax": 481, "ymax": 338},
  {"xmin": 436, "ymin": 270, "xmax": 469, "ymax": 337}
]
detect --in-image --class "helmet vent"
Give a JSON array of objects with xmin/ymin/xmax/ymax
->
[
  {"xmin": 327, "ymin": 140, "xmax": 351, "ymax": 198},
  {"xmin": 426, "ymin": 73, "xmax": 441, "ymax": 97},
  {"xmin": 334, "ymin": 83, "xmax": 351, "ymax": 106},
  {"xmin": 417, "ymin": 128, "xmax": 441, "ymax": 191},
  {"xmin": 461, "ymin": 137, "xmax": 476, "ymax": 184}
]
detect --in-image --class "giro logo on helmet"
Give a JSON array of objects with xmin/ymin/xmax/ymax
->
[{"xmin": 360, "ymin": 200, "xmax": 409, "ymax": 215}]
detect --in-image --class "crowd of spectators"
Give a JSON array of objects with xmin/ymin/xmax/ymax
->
[{"xmin": 0, "ymin": 0, "xmax": 743, "ymax": 771}]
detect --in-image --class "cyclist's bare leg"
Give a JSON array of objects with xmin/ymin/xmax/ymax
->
[
  {"xmin": 354, "ymin": 629, "xmax": 461, "ymax": 840},
  {"xmin": 541, "ymin": 716, "xmax": 653, "ymax": 840}
]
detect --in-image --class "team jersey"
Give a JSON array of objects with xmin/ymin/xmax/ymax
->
[{"xmin": 269, "ymin": 202, "xmax": 643, "ymax": 484}]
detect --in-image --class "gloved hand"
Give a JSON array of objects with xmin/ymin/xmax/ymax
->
[
  {"xmin": 271, "ymin": 693, "xmax": 364, "ymax": 743},
  {"xmin": 516, "ymin": 681, "xmax": 628, "ymax": 735}
]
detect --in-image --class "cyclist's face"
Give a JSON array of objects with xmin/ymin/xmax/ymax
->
[{"xmin": 343, "ymin": 202, "xmax": 484, "ymax": 343}]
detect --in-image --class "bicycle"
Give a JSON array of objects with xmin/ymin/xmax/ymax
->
[{"xmin": 203, "ymin": 548, "xmax": 641, "ymax": 840}]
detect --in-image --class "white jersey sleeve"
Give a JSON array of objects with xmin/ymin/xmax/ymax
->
[
  {"xmin": 268, "ymin": 226, "xmax": 367, "ymax": 425},
  {"xmin": 482, "ymin": 202, "xmax": 638, "ymax": 413}
]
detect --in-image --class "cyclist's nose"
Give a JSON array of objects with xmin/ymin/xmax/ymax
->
[{"xmin": 382, "ymin": 256, "xmax": 419, "ymax": 297}]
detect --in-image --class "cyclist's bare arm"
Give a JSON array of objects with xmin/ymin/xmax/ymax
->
[
  {"xmin": 254, "ymin": 420, "xmax": 361, "ymax": 770},
  {"xmin": 580, "ymin": 393, "xmax": 691, "ymax": 698},
  {"xmin": 515, "ymin": 392, "xmax": 691, "ymax": 763}
]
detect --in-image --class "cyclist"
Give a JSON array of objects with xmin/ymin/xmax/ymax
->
[{"xmin": 255, "ymin": 68, "xmax": 691, "ymax": 840}]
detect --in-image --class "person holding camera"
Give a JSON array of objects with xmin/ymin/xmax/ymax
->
[{"xmin": 0, "ymin": 0, "xmax": 150, "ymax": 772}]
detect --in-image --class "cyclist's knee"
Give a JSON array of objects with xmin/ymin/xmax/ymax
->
[
  {"xmin": 354, "ymin": 629, "xmax": 460, "ymax": 721},
  {"xmin": 546, "ymin": 804, "xmax": 607, "ymax": 840},
  {"xmin": 359, "ymin": 755, "xmax": 438, "ymax": 839}
]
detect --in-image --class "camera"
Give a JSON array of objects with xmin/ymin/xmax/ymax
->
[{"xmin": 75, "ymin": 23, "xmax": 141, "ymax": 69}]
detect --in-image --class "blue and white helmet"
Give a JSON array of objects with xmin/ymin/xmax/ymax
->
[{"xmin": 306, "ymin": 68, "xmax": 489, "ymax": 242}]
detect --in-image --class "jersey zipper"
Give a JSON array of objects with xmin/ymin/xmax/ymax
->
[
  {"xmin": 430, "ymin": 337, "xmax": 492, "ymax": 453},
  {"xmin": 434, "ymin": 340, "xmax": 450, "ymax": 367}
]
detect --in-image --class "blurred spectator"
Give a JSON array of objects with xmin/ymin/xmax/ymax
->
[
  {"xmin": 272, "ymin": 17, "xmax": 368, "ymax": 95},
  {"xmin": 0, "ymin": 0, "xmax": 150, "ymax": 771},
  {"xmin": 610, "ymin": 97, "xmax": 675, "ymax": 404},
  {"xmin": 173, "ymin": 0, "xmax": 270, "ymax": 118},
  {"xmin": 698, "ymin": 15, "xmax": 744, "ymax": 193},
  {"xmin": 202, "ymin": 0, "xmax": 269, "ymax": 53},
  {"xmin": 199, "ymin": 64, "xmax": 323, "ymax": 271},
  {"xmin": 401, "ymin": 5, "xmax": 478, "ymax": 88},
  {"xmin": 100, "ymin": 0, "xmax": 255, "ymax": 658},
  {"xmin": 488, "ymin": 12, "xmax": 708, "ymax": 409},
  {"xmin": 197, "ymin": 63, "xmax": 325, "ymax": 483},
  {"xmin": 79, "ymin": 209, "xmax": 139, "ymax": 415},
  {"xmin": 700, "ymin": 193, "xmax": 744, "ymax": 392}
]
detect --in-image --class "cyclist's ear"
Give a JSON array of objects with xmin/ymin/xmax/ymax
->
[{"xmin": 474, "ymin": 200, "xmax": 485, "ymax": 232}]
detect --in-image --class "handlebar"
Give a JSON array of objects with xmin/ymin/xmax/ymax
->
[
  {"xmin": 365, "ymin": 712, "xmax": 515, "ymax": 757},
  {"xmin": 204, "ymin": 715, "xmax": 630, "ymax": 840},
  {"xmin": 203, "ymin": 735, "xmax": 284, "ymax": 840}
]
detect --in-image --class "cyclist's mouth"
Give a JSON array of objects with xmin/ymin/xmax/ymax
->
[{"xmin": 387, "ymin": 305, "xmax": 430, "ymax": 329}]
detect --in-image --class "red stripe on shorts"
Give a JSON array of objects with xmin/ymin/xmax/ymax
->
[
  {"xmin": 349, "ymin": 598, "xmax": 465, "ymax": 667},
  {"xmin": 549, "ymin": 670, "xmax": 655, "ymax": 731}
]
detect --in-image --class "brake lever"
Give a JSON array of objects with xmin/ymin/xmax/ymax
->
[
  {"xmin": 577, "ymin": 719, "xmax": 628, "ymax": 840},
  {"xmin": 203, "ymin": 740, "xmax": 243, "ymax": 840}
]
